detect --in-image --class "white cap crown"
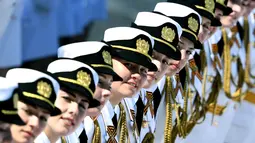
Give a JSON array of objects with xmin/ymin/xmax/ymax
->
[
  {"xmin": 103, "ymin": 27, "xmax": 155, "ymax": 47},
  {"xmin": 154, "ymin": 2, "xmax": 202, "ymax": 24},
  {"xmin": 0, "ymin": 77, "xmax": 18, "ymax": 101},
  {"xmin": 47, "ymin": 59, "xmax": 99, "ymax": 86},
  {"xmin": 134, "ymin": 12, "xmax": 183, "ymax": 38},
  {"xmin": 58, "ymin": 41, "xmax": 109, "ymax": 58},
  {"xmin": 6, "ymin": 68, "xmax": 60, "ymax": 95}
]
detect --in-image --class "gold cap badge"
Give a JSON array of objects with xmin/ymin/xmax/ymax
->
[
  {"xmin": 205, "ymin": 0, "xmax": 215, "ymax": 13},
  {"xmin": 77, "ymin": 70, "xmax": 91, "ymax": 88},
  {"xmin": 188, "ymin": 17, "xmax": 199, "ymax": 32},
  {"xmin": 102, "ymin": 50, "xmax": 112, "ymax": 65},
  {"xmin": 37, "ymin": 81, "xmax": 52, "ymax": 98},
  {"xmin": 161, "ymin": 26, "xmax": 175, "ymax": 42},
  {"xmin": 136, "ymin": 38, "xmax": 149, "ymax": 55}
]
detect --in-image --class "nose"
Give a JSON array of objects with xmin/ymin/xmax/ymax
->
[
  {"xmin": 28, "ymin": 115, "xmax": 40, "ymax": 129},
  {"xmin": 68, "ymin": 101, "xmax": 79, "ymax": 116},
  {"xmin": 131, "ymin": 72, "xmax": 142, "ymax": 83},
  {"xmin": 102, "ymin": 89, "xmax": 111, "ymax": 99},
  {"xmin": 199, "ymin": 25, "xmax": 204, "ymax": 36},
  {"xmin": 152, "ymin": 59, "xmax": 161, "ymax": 72},
  {"xmin": 172, "ymin": 59, "xmax": 180, "ymax": 64},
  {"xmin": 180, "ymin": 50, "xmax": 187, "ymax": 60},
  {"xmin": 232, "ymin": 4, "xmax": 242, "ymax": 14}
]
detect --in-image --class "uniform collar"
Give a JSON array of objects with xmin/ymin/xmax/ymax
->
[
  {"xmin": 103, "ymin": 101, "xmax": 116, "ymax": 119},
  {"xmin": 34, "ymin": 132, "xmax": 51, "ymax": 143}
]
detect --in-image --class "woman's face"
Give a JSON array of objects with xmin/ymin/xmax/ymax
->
[
  {"xmin": 221, "ymin": 0, "xmax": 246, "ymax": 27},
  {"xmin": 11, "ymin": 101, "xmax": 50, "ymax": 143},
  {"xmin": 45, "ymin": 90, "xmax": 89, "ymax": 136},
  {"xmin": 143, "ymin": 50, "xmax": 179, "ymax": 89},
  {"xmin": 198, "ymin": 16, "xmax": 212, "ymax": 43},
  {"xmin": 111, "ymin": 58, "xmax": 148, "ymax": 98},
  {"xmin": 0, "ymin": 121, "xmax": 11, "ymax": 143},
  {"xmin": 86, "ymin": 74, "xmax": 113, "ymax": 117},
  {"xmin": 166, "ymin": 37, "xmax": 195, "ymax": 76}
]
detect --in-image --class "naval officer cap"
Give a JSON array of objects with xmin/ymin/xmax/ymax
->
[
  {"xmin": 103, "ymin": 27, "xmax": 158, "ymax": 71},
  {"xmin": 132, "ymin": 12, "xmax": 183, "ymax": 60},
  {"xmin": 169, "ymin": 0, "xmax": 221, "ymax": 26},
  {"xmin": 154, "ymin": 2, "xmax": 203, "ymax": 49},
  {"xmin": 0, "ymin": 77, "xmax": 25, "ymax": 125},
  {"xmin": 6, "ymin": 68, "xmax": 61, "ymax": 116},
  {"xmin": 58, "ymin": 41, "xmax": 122, "ymax": 81},
  {"xmin": 47, "ymin": 59, "xmax": 100, "ymax": 108}
]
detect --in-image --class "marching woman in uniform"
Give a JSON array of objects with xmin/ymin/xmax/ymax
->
[
  {"xmin": 101, "ymin": 27, "xmax": 157, "ymax": 142},
  {"xmin": 0, "ymin": 77, "xmax": 25, "ymax": 143},
  {"xmin": 154, "ymin": 2, "xmax": 202, "ymax": 143},
  {"xmin": 5, "ymin": 68, "xmax": 60, "ymax": 143},
  {"xmin": 57, "ymin": 41, "xmax": 122, "ymax": 142},
  {"xmin": 128, "ymin": 11, "xmax": 183, "ymax": 143},
  {"xmin": 34, "ymin": 59, "xmax": 100, "ymax": 143}
]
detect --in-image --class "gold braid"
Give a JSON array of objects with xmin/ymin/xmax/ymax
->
[
  {"xmin": 200, "ymin": 49, "xmax": 207, "ymax": 73},
  {"xmin": 142, "ymin": 132, "xmax": 155, "ymax": 143},
  {"xmin": 164, "ymin": 76, "xmax": 173, "ymax": 143},
  {"xmin": 92, "ymin": 119, "xmax": 101, "ymax": 143},
  {"xmin": 244, "ymin": 17, "xmax": 255, "ymax": 88},
  {"xmin": 118, "ymin": 103, "xmax": 129, "ymax": 143},
  {"xmin": 61, "ymin": 137, "xmax": 67, "ymax": 143},
  {"xmin": 222, "ymin": 28, "xmax": 232, "ymax": 97}
]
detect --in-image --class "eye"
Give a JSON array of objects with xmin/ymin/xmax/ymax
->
[
  {"xmin": 23, "ymin": 109, "xmax": 33, "ymax": 116},
  {"xmin": 79, "ymin": 104, "xmax": 86, "ymax": 110},
  {"xmin": 98, "ymin": 80, "xmax": 112, "ymax": 91},
  {"xmin": 39, "ymin": 116, "xmax": 48, "ymax": 122},
  {"xmin": 177, "ymin": 45, "xmax": 181, "ymax": 50},
  {"xmin": 203, "ymin": 24, "xmax": 210, "ymax": 30},
  {"xmin": 124, "ymin": 63, "xmax": 133, "ymax": 69},
  {"xmin": 98, "ymin": 80, "xmax": 104, "ymax": 87},
  {"xmin": 186, "ymin": 50, "xmax": 192, "ymax": 55},
  {"xmin": 140, "ymin": 67, "xmax": 148, "ymax": 75},
  {"xmin": 63, "ymin": 96, "xmax": 72, "ymax": 103},
  {"xmin": 162, "ymin": 59, "xmax": 170, "ymax": 65}
]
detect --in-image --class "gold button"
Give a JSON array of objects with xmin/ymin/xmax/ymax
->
[
  {"xmin": 213, "ymin": 121, "xmax": 219, "ymax": 127},
  {"xmin": 207, "ymin": 76, "xmax": 214, "ymax": 82},
  {"xmin": 142, "ymin": 121, "xmax": 149, "ymax": 128}
]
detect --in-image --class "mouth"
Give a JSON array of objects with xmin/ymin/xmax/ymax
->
[
  {"xmin": 21, "ymin": 130, "xmax": 34, "ymax": 138},
  {"xmin": 127, "ymin": 81, "xmax": 138, "ymax": 89},
  {"xmin": 147, "ymin": 73, "xmax": 156, "ymax": 80},
  {"xmin": 169, "ymin": 64, "xmax": 179, "ymax": 70},
  {"xmin": 61, "ymin": 117, "xmax": 75, "ymax": 126},
  {"xmin": 100, "ymin": 100, "xmax": 106, "ymax": 106}
]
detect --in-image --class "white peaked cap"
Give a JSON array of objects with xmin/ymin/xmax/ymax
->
[
  {"xmin": 154, "ymin": 2, "xmax": 202, "ymax": 24},
  {"xmin": 0, "ymin": 77, "xmax": 18, "ymax": 101},
  {"xmin": 58, "ymin": 41, "xmax": 109, "ymax": 58},
  {"xmin": 103, "ymin": 27, "xmax": 155, "ymax": 47},
  {"xmin": 6, "ymin": 68, "xmax": 60, "ymax": 95},
  {"xmin": 47, "ymin": 59, "xmax": 99, "ymax": 86},
  {"xmin": 134, "ymin": 12, "xmax": 183, "ymax": 38}
]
